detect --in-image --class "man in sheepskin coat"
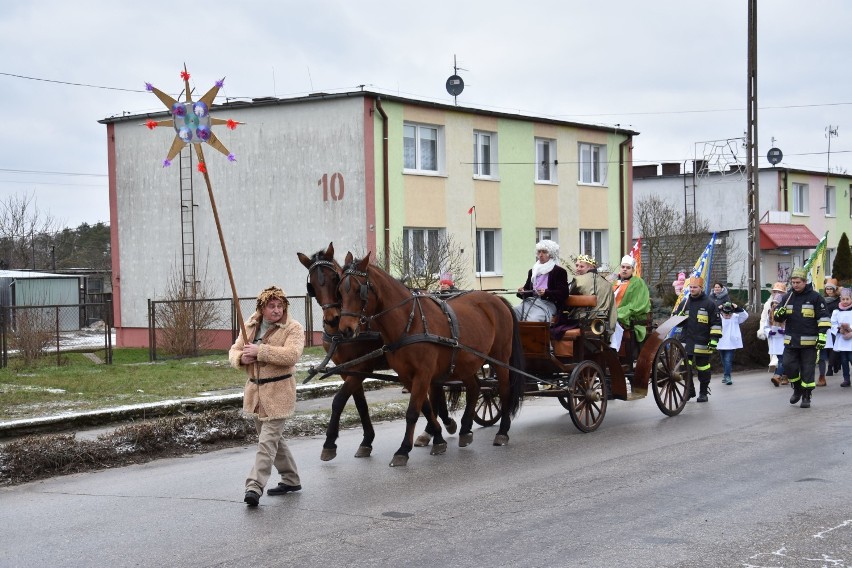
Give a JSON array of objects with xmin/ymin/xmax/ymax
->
[{"xmin": 229, "ymin": 286, "xmax": 304, "ymax": 506}]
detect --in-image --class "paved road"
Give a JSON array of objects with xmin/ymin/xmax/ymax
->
[{"xmin": 2, "ymin": 370, "xmax": 851, "ymax": 568}]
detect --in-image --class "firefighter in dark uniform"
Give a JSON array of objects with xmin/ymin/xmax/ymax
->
[
  {"xmin": 676, "ymin": 276, "xmax": 722, "ymax": 402},
  {"xmin": 773, "ymin": 267, "xmax": 830, "ymax": 408}
]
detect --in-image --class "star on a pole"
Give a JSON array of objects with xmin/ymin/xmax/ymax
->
[{"xmin": 144, "ymin": 64, "xmax": 242, "ymax": 170}]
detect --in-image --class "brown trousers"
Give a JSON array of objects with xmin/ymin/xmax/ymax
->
[{"xmin": 246, "ymin": 417, "xmax": 300, "ymax": 494}]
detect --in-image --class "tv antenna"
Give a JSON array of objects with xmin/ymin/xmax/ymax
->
[{"xmin": 445, "ymin": 54, "xmax": 466, "ymax": 105}]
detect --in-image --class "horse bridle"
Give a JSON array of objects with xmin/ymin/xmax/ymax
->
[
  {"xmin": 306, "ymin": 259, "xmax": 341, "ymax": 311},
  {"xmin": 339, "ymin": 264, "xmax": 371, "ymax": 324}
]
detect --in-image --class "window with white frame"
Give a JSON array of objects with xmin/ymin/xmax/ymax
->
[
  {"xmin": 475, "ymin": 229, "xmax": 502, "ymax": 275},
  {"xmin": 579, "ymin": 229, "xmax": 608, "ymax": 267},
  {"xmin": 825, "ymin": 185, "xmax": 835, "ymax": 216},
  {"xmin": 404, "ymin": 122, "xmax": 443, "ymax": 174},
  {"xmin": 535, "ymin": 138, "xmax": 557, "ymax": 183},
  {"xmin": 536, "ymin": 228, "xmax": 558, "ymax": 244},
  {"xmin": 578, "ymin": 143, "xmax": 606, "ymax": 185},
  {"xmin": 792, "ymin": 183, "xmax": 808, "ymax": 215},
  {"xmin": 403, "ymin": 228, "xmax": 444, "ymax": 275},
  {"xmin": 473, "ymin": 131, "xmax": 498, "ymax": 179}
]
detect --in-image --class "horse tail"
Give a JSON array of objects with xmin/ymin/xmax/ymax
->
[
  {"xmin": 445, "ymin": 383, "xmax": 464, "ymax": 412},
  {"xmin": 499, "ymin": 296, "xmax": 526, "ymax": 417}
]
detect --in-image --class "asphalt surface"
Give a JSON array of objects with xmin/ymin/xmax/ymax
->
[{"xmin": 2, "ymin": 369, "xmax": 852, "ymax": 567}]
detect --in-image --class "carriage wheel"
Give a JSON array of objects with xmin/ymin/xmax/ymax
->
[
  {"xmin": 562, "ymin": 360, "xmax": 607, "ymax": 433},
  {"xmin": 473, "ymin": 365, "xmax": 502, "ymax": 426},
  {"xmin": 651, "ymin": 338, "xmax": 691, "ymax": 417}
]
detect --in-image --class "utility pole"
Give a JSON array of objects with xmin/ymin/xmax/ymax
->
[
  {"xmin": 826, "ymin": 125, "xmax": 839, "ymax": 211},
  {"xmin": 746, "ymin": 0, "xmax": 761, "ymax": 310}
]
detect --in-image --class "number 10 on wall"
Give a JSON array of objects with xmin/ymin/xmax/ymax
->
[{"xmin": 318, "ymin": 173, "xmax": 345, "ymax": 201}]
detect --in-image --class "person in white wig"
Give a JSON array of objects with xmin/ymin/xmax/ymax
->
[{"xmin": 514, "ymin": 239, "xmax": 569, "ymax": 322}]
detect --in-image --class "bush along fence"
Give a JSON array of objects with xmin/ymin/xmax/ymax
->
[
  {"xmin": 0, "ymin": 301, "xmax": 114, "ymax": 368},
  {"xmin": 146, "ymin": 295, "xmax": 318, "ymax": 361}
]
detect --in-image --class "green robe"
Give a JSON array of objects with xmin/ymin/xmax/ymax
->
[{"xmin": 614, "ymin": 276, "xmax": 651, "ymax": 342}]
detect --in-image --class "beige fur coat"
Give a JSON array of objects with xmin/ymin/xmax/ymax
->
[{"xmin": 229, "ymin": 312, "xmax": 304, "ymax": 421}]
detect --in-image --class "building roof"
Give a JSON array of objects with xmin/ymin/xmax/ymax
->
[
  {"xmin": 99, "ymin": 89, "xmax": 640, "ymax": 137},
  {"xmin": 759, "ymin": 223, "xmax": 819, "ymax": 250},
  {"xmin": 0, "ymin": 270, "xmax": 76, "ymax": 279}
]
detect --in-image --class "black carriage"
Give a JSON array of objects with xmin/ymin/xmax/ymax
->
[{"xmin": 472, "ymin": 294, "xmax": 693, "ymax": 433}]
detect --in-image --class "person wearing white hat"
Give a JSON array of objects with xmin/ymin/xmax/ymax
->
[
  {"xmin": 612, "ymin": 254, "xmax": 651, "ymax": 356},
  {"xmin": 514, "ymin": 239, "xmax": 569, "ymax": 322}
]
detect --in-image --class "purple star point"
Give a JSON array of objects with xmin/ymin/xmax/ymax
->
[
  {"xmin": 216, "ymin": 78, "xmax": 225, "ymax": 88},
  {"xmin": 162, "ymin": 159, "xmax": 172, "ymax": 168},
  {"xmin": 228, "ymin": 153, "xmax": 236, "ymax": 162},
  {"xmin": 145, "ymin": 82, "xmax": 154, "ymax": 92}
]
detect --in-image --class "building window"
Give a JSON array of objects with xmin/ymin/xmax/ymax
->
[
  {"xmin": 792, "ymin": 183, "xmax": 808, "ymax": 215},
  {"xmin": 475, "ymin": 229, "xmax": 502, "ymax": 275},
  {"xmin": 404, "ymin": 122, "xmax": 443, "ymax": 174},
  {"xmin": 536, "ymin": 228, "xmax": 558, "ymax": 244},
  {"xmin": 403, "ymin": 228, "xmax": 443, "ymax": 275},
  {"xmin": 535, "ymin": 138, "xmax": 557, "ymax": 183},
  {"xmin": 825, "ymin": 185, "xmax": 835, "ymax": 217},
  {"xmin": 473, "ymin": 131, "xmax": 498, "ymax": 179},
  {"xmin": 580, "ymin": 229, "xmax": 607, "ymax": 267},
  {"xmin": 579, "ymin": 143, "xmax": 606, "ymax": 185}
]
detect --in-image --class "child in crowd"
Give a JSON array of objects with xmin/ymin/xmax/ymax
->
[
  {"xmin": 765, "ymin": 292, "xmax": 787, "ymax": 386},
  {"xmin": 717, "ymin": 301, "xmax": 748, "ymax": 385},
  {"xmin": 830, "ymin": 288, "xmax": 852, "ymax": 387}
]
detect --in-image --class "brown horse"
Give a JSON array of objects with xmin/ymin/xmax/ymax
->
[
  {"xmin": 297, "ymin": 243, "xmax": 457, "ymax": 461},
  {"xmin": 337, "ymin": 251, "xmax": 525, "ymax": 467}
]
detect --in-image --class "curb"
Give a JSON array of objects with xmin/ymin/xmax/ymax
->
[{"xmin": 0, "ymin": 378, "xmax": 389, "ymax": 440}]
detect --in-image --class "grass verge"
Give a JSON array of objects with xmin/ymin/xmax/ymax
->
[{"xmin": 0, "ymin": 346, "xmax": 330, "ymax": 421}]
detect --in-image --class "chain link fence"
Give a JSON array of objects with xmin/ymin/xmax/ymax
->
[
  {"xmin": 0, "ymin": 302, "xmax": 114, "ymax": 368},
  {"xmin": 147, "ymin": 295, "xmax": 317, "ymax": 361}
]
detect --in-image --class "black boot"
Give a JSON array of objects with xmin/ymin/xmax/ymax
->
[
  {"xmin": 696, "ymin": 382, "xmax": 710, "ymax": 403},
  {"xmin": 686, "ymin": 377, "xmax": 696, "ymax": 400},
  {"xmin": 789, "ymin": 382, "xmax": 803, "ymax": 405},
  {"xmin": 800, "ymin": 389, "xmax": 811, "ymax": 408}
]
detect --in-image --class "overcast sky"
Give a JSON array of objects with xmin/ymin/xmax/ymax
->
[{"xmin": 2, "ymin": 0, "xmax": 850, "ymax": 229}]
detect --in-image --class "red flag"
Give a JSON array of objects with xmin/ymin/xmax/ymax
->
[
  {"xmin": 630, "ymin": 238, "xmax": 642, "ymax": 278},
  {"xmin": 468, "ymin": 206, "xmax": 475, "ymax": 215}
]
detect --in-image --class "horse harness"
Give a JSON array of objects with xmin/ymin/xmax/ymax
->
[
  {"xmin": 339, "ymin": 264, "xmax": 463, "ymax": 380},
  {"xmin": 305, "ymin": 259, "xmax": 340, "ymax": 311}
]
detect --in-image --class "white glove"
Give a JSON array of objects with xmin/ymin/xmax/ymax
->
[{"xmin": 756, "ymin": 328, "xmax": 766, "ymax": 341}]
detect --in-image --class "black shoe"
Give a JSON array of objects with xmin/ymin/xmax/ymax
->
[
  {"xmin": 800, "ymin": 397, "xmax": 811, "ymax": 408},
  {"xmin": 696, "ymin": 393, "xmax": 708, "ymax": 402},
  {"xmin": 244, "ymin": 490, "xmax": 260, "ymax": 507},
  {"xmin": 267, "ymin": 483, "xmax": 302, "ymax": 496},
  {"xmin": 790, "ymin": 389, "xmax": 802, "ymax": 405}
]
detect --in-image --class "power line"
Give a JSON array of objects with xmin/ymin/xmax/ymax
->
[
  {"xmin": 0, "ymin": 72, "xmax": 147, "ymax": 93},
  {"xmin": 0, "ymin": 168, "xmax": 107, "ymax": 177}
]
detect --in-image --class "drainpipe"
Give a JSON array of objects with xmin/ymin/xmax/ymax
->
[
  {"xmin": 375, "ymin": 98, "xmax": 390, "ymax": 270},
  {"xmin": 618, "ymin": 136, "xmax": 632, "ymax": 255}
]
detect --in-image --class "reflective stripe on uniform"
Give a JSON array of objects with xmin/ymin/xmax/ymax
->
[
  {"xmin": 696, "ymin": 363, "xmax": 711, "ymax": 371},
  {"xmin": 801, "ymin": 379, "xmax": 816, "ymax": 388},
  {"xmin": 799, "ymin": 335, "xmax": 818, "ymax": 346}
]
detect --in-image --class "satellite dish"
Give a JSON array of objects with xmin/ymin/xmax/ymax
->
[
  {"xmin": 767, "ymin": 147, "xmax": 783, "ymax": 165},
  {"xmin": 446, "ymin": 74, "xmax": 464, "ymax": 97}
]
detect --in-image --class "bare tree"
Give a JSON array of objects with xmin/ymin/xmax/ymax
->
[
  {"xmin": 636, "ymin": 195, "xmax": 712, "ymax": 296},
  {"xmin": 378, "ymin": 233, "xmax": 470, "ymax": 291},
  {"xmin": 154, "ymin": 258, "xmax": 226, "ymax": 358},
  {"xmin": 0, "ymin": 192, "xmax": 61, "ymax": 270}
]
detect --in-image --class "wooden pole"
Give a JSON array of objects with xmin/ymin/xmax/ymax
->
[{"xmin": 192, "ymin": 143, "xmax": 249, "ymax": 344}]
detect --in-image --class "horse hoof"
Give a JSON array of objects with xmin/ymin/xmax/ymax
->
[
  {"xmin": 430, "ymin": 442, "xmax": 447, "ymax": 456},
  {"xmin": 458, "ymin": 433, "xmax": 474, "ymax": 447},
  {"xmin": 413, "ymin": 433, "xmax": 432, "ymax": 447},
  {"xmin": 389, "ymin": 455, "xmax": 409, "ymax": 467},
  {"xmin": 493, "ymin": 434, "xmax": 509, "ymax": 446},
  {"xmin": 354, "ymin": 445, "xmax": 372, "ymax": 458},
  {"xmin": 320, "ymin": 448, "xmax": 337, "ymax": 461},
  {"xmin": 445, "ymin": 419, "xmax": 458, "ymax": 435}
]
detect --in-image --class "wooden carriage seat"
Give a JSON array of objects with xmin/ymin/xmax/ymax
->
[{"xmin": 551, "ymin": 294, "xmax": 597, "ymax": 358}]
